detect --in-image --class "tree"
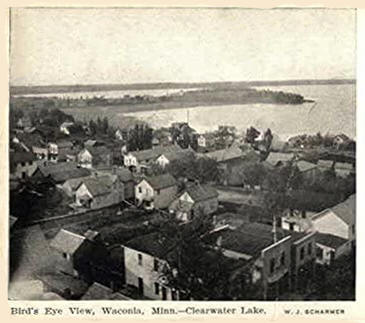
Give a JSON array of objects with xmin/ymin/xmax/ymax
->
[
  {"xmin": 166, "ymin": 154, "xmax": 219, "ymax": 184},
  {"xmin": 156, "ymin": 213, "xmax": 249, "ymax": 300},
  {"xmin": 238, "ymin": 163, "xmax": 267, "ymax": 189},
  {"xmin": 245, "ymin": 127, "xmax": 260, "ymax": 144}
]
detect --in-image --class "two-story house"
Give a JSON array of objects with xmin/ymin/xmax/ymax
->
[
  {"xmin": 135, "ymin": 174, "xmax": 178, "ymax": 210},
  {"xmin": 123, "ymin": 145, "xmax": 183, "ymax": 173},
  {"xmin": 74, "ymin": 175, "xmax": 124, "ymax": 209},
  {"xmin": 122, "ymin": 232, "xmax": 179, "ymax": 300},
  {"xmin": 169, "ymin": 183, "xmax": 218, "ymax": 222},
  {"xmin": 208, "ymin": 221, "xmax": 316, "ymax": 298},
  {"xmin": 77, "ymin": 146, "xmax": 112, "ymax": 169},
  {"xmin": 311, "ymin": 194, "xmax": 355, "ymax": 253},
  {"xmin": 155, "ymin": 148, "xmax": 194, "ymax": 169},
  {"xmin": 10, "ymin": 151, "xmax": 37, "ymax": 179}
]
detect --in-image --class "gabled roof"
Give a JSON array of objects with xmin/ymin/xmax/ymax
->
[
  {"xmin": 265, "ymin": 152, "xmax": 294, "ymax": 166},
  {"xmin": 131, "ymin": 145, "xmax": 183, "ymax": 162},
  {"xmin": 160, "ymin": 148, "xmax": 195, "ymax": 162},
  {"xmin": 84, "ymin": 139, "xmax": 97, "ymax": 147},
  {"xmin": 335, "ymin": 162, "xmax": 354, "ymax": 171},
  {"xmin": 316, "ymin": 232, "xmax": 348, "ymax": 249},
  {"xmin": 296, "ymin": 160, "xmax": 317, "ymax": 173},
  {"xmin": 330, "ymin": 194, "xmax": 355, "ymax": 225},
  {"xmin": 10, "ymin": 151, "xmax": 35, "ymax": 164},
  {"xmin": 10, "ymin": 216, "xmax": 18, "ymax": 228},
  {"xmin": 317, "ymin": 159, "xmax": 334, "ymax": 168},
  {"xmin": 83, "ymin": 146, "xmax": 111, "ymax": 156},
  {"xmin": 184, "ymin": 184, "xmax": 218, "ymax": 203},
  {"xmin": 312, "ymin": 194, "xmax": 355, "ymax": 225},
  {"xmin": 56, "ymin": 141, "xmax": 73, "ymax": 149},
  {"xmin": 334, "ymin": 133, "xmax": 350, "ymax": 141},
  {"xmin": 202, "ymin": 147, "xmax": 243, "ymax": 163},
  {"xmin": 143, "ymin": 173, "xmax": 177, "ymax": 190},
  {"xmin": 38, "ymin": 162, "xmax": 91, "ymax": 183},
  {"xmin": 50, "ymin": 229, "xmax": 85, "ymax": 254},
  {"xmin": 78, "ymin": 176, "xmax": 113, "ymax": 197},
  {"xmin": 115, "ymin": 168, "xmax": 134, "ymax": 182},
  {"xmin": 81, "ymin": 282, "xmax": 130, "ymax": 300}
]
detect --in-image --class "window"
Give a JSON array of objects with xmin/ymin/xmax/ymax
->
[
  {"xmin": 308, "ymin": 243, "xmax": 312, "ymax": 255},
  {"xmin": 289, "ymin": 223, "xmax": 294, "ymax": 231},
  {"xmin": 21, "ymin": 172, "xmax": 26, "ymax": 179},
  {"xmin": 154, "ymin": 259, "xmax": 159, "ymax": 271},
  {"xmin": 156, "ymin": 189, "xmax": 160, "ymax": 195},
  {"xmin": 316, "ymin": 247, "xmax": 323, "ymax": 259},
  {"xmin": 301, "ymin": 210, "xmax": 306, "ymax": 219},
  {"xmin": 280, "ymin": 251, "xmax": 285, "ymax": 266},
  {"xmin": 138, "ymin": 253, "xmax": 143, "ymax": 266},
  {"xmin": 29, "ymin": 161, "xmax": 33, "ymax": 166},
  {"xmin": 162, "ymin": 287, "xmax": 167, "ymax": 300},
  {"xmin": 21, "ymin": 162, "xmax": 26, "ymax": 167},
  {"xmin": 270, "ymin": 258, "xmax": 275, "ymax": 274},
  {"xmin": 138, "ymin": 187, "xmax": 142, "ymax": 193},
  {"xmin": 300, "ymin": 246, "xmax": 305, "ymax": 260},
  {"xmin": 62, "ymin": 252, "xmax": 68, "ymax": 259},
  {"xmin": 154, "ymin": 282, "xmax": 160, "ymax": 295}
]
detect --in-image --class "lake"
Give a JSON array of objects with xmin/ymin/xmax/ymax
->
[{"xmin": 123, "ymin": 84, "xmax": 356, "ymax": 140}]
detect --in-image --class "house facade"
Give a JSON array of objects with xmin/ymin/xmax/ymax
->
[
  {"xmin": 50, "ymin": 229, "xmax": 86, "ymax": 277},
  {"xmin": 135, "ymin": 174, "xmax": 178, "ymax": 210},
  {"xmin": 169, "ymin": 184, "xmax": 218, "ymax": 222},
  {"xmin": 75, "ymin": 176, "xmax": 124, "ymax": 209},
  {"xmin": 123, "ymin": 233, "xmax": 179, "ymax": 300},
  {"xmin": 315, "ymin": 233, "xmax": 351, "ymax": 266},
  {"xmin": 311, "ymin": 194, "xmax": 355, "ymax": 242},
  {"xmin": 10, "ymin": 152, "xmax": 37, "ymax": 179}
]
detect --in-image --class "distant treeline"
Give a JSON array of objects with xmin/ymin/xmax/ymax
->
[
  {"xmin": 10, "ymin": 87, "xmax": 306, "ymax": 109},
  {"xmin": 10, "ymin": 79, "xmax": 355, "ymax": 95}
]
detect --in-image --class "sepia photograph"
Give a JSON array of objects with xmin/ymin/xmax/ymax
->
[{"xmin": 8, "ymin": 7, "xmax": 356, "ymax": 302}]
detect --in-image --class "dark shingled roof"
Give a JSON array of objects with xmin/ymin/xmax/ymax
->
[
  {"xmin": 316, "ymin": 232, "xmax": 348, "ymax": 249},
  {"xmin": 185, "ymin": 184, "xmax": 218, "ymax": 202},
  {"xmin": 79, "ymin": 176, "xmax": 113, "ymax": 197},
  {"xmin": 160, "ymin": 149, "xmax": 195, "ymax": 162},
  {"xmin": 81, "ymin": 282, "xmax": 131, "ymax": 300},
  {"xmin": 10, "ymin": 151, "xmax": 35, "ymax": 164},
  {"xmin": 201, "ymin": 147, "xmax": 243, "ymax": 163},
  {"xmin": 38, "ymin": 162, "xmax": 91, "ymax": 183},
  {"xmin": 144, "ymin": 173, "xmax": 177, "ymax": 190},
  {"xmin": 207, "ymin": 222, "xmax": 307, "ymax": 258},
  {"xmin": 123, "ymin": 232, "xmax": 176, "ymax": 259}
]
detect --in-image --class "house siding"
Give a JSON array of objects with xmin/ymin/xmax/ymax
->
[{"xmin": 123, "ymin": 246, "xmax": 175, "ymax": 300}]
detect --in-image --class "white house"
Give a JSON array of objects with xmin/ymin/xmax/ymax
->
[
  {"xmin": 124, "ymin": 145, "xmax": 183, "ymax": 173},
  {"xmin": 315, "ymin": 232, "xmax": 351, "ymax": 266},
  {"xmin": 10, "ymin": 152, "xmax": 37, "ymax": 179},
  {"xmin": 123, "ymin": 232, "xmax": 179, "ymax": 300},
  {"xmin": 50, "ymin": 229, "xmax": 86, "ymax": 276},
  {"xmin": 311, "ymin": 194, "xmax": 355, "ymax": 242},
  {"xmin": 155, "ymin": 149, "xmax": 194, "ymax": 168},
  {"xmin": 169, "ymin": 184, "xmax": 219, "ymax": 222},
  {"xmin": 135, "ymin": 174, "xmax": 178, "ymax": 210}
]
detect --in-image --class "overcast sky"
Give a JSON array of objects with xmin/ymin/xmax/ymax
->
[{"xmin": 10, "ymin": 8, "xmax": 356, "ymax": 86}]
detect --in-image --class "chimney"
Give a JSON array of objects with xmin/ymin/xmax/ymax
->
[{"xmin": 216, "ymin": 236, "xmax": 222, "ymax": 247}]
